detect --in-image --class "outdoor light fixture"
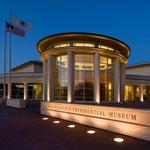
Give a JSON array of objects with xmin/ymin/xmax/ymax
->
[
  {"xmin": 53, "ymin": 120, "xmax": 60, "ymax": 124},
  {"xmin": 87, "ymin": 130, "xmax": 95, "ymax": 134},
  {"xmin": 42, "ymin": 117, "xmax": 48, "ymax": 120},
  {"xmin": 113, "ymin": 137, "xmax": 124, "ymax": 143},
  {"xmin": 68, "ymin": 124, "xmax": 76, "ymax": 128}
]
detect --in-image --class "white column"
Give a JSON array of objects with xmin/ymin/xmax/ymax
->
[
  {"xmin": 24, "ymin": 83, "xmax": 28, "ymax": 100},
  {"xmin": 3, "ymin": 83, "xmax": 6, "ymax": 100},
  {"xmin": 7, "ymin": 81, "xmax": 11, "ymax": 100},
  {"xmin": 120, "ymin": 63, "xmax": 126, "ymax": 101},
  {"xmin": 94, "ymin": 52, "xmax": 100, "ymax": 104},
  {"xmin": 43, "ymin": 60, "xmax": 48, "ymax": 101},
  {"xmin": 47, "ymin": 55, "xmax": 54, "ymax": 101},
  {"xmin": 140, "ymin": 84, "xmax": 144, "ymax": 102},
  {"xmin": 113, "ymin": 58, "xmax": 120, "ymax": 102},
  {"xmin": 67, "ymin": 51, "xmax": 74, "ymax": 103}
]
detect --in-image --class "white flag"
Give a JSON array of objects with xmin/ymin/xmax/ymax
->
[{"xmin": 11, "ymin": 15, "xmax": 32, "ymax": 32}]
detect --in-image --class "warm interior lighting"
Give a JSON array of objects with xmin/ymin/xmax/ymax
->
[
  {"xmin": 54, "ymin": 43, "xmax": 69, "ymax": 48},
  {"xmin": 42, "ymin": 117, "xmax": 48, "ymax": 120},
  {"xmin": 53, "ymin": 120, "xmax": 60, "ymax": 124},
  {"xmin": 113, "ymin": 137, "xmax": 124, "ymax": 143},
  {"xmin": 68, "ymin": 124, "xmax": 76, "ymax": 128},
  {"xmin": 99, "ymin": 45, "xmax": 114, "ymax": 51},
  {"xmin": 74, "ymin": 42, "xmax": 94, "ymax": 47},
  {"xmin": 87, "ymin": 130, "xmax": 95, "ymax": 134}
]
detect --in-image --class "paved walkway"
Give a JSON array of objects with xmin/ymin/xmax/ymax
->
[{"xmin": 0, "ymin": 104, "xmax": 150, "ymax": 150}]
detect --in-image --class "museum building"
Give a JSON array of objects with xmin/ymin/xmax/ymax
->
[
  {"xmin": 1, "ymin": 33, "xmax": 150, "ymax": 141},
  {"xmin": 37, "ymin": 32, "xmax": 130, "ymax": 103},
  {"xmin": 0, "ymin": 33, "xmax": 150, "ymax": 102}
]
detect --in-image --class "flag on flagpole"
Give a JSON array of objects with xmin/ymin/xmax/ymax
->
[
  {"xmin": 6, "ymin": 22, "xmax": 25, "ymax": 37},
  {"xmin": 11, "ymin": 15, "xmax": 32, "ymax": 32}
]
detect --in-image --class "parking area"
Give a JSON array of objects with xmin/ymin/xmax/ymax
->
[{"xmin": 0, "ymin": 104, "xmax": 150, "ymax": 150}]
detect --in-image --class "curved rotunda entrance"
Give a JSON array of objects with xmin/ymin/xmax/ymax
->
[{"xmin": 37, "ymin": 33, "xmax": 130, "ymax": 103}]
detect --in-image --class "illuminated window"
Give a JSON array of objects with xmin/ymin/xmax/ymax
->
[
  {"xmin": 125, "ymin": 85, "xmax": 140, "ymax": 101},
  {"xmin": 74, "ymin": 43, "xmax": 94, "ymax": 47},
  {"xmin": 99, "ymin": 45, "xmax": 114, "ymax": 51},
  {"xmin": 100, "ymin": 56, "xmax": 113, "ymax": 101},
  {"xmin": 54, "ymin": 43, "xmax": 70, "ymax": 48},
  {"xmin": 84, "ymin": 43, "xmax": 94, "ymax": 47},
  {"xmin": 143, "ymin": 86, "xmax": 150, "ymax": 100},
  {"xmin": 54, "ymin": 42, "xmax": 95, "ymax": 48},
  {"xmin": 54, "ymin": 55, "xmax": 68, "ymax": 101},
  {"xmin": 74, "ymin": 54, "xmax": 94, "ymax": 102}
]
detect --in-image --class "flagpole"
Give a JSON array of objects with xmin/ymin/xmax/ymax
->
[
  {"xmin": 3, "ymin": 20, "xmax": 7, "ymax": 102},
  {"xmin": 8, "ymin": 12, "xmax": 12, "ymax": 100}
]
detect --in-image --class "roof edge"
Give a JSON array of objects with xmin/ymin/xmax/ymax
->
[
  {"xmin": 11, "ymin": 60, "xmax": 42, "ymax": 72},
  {"xmin": 37, "ymin": 32, "xmax": 131, "ymax": 58}
]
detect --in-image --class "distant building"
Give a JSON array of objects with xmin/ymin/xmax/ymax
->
[{"xmin": 0, "ymin": 61, "xmax": 43, "ymax": 100}]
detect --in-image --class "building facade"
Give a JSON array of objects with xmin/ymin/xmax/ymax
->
[
  {"xmin": 1, "ymin": 32, "xmax": 150, "ymax": 141},
  {"xmin": 0, "ymin": 33, "xmax": 150, "ymax": 102},
  {"xmin": 37, "ymin": 33, "xmax": 131, "ymax": 103},
  {"xmin": 0, "ymin": 61, "xmax": 43, "ymax": 101}
]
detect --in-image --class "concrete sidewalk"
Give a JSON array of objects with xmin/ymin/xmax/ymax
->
[{"xmin": 0, "ymin": 104, "xmax": 150, "ymax": 150}]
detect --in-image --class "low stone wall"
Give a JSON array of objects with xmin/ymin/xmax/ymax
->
[
  {"xmin": 41, "ymin": 102, "xmax": 150, "ymax": 141},
  {"xmin": 7, "ymin": 99, "xmax": 26, "ymax": 108}
]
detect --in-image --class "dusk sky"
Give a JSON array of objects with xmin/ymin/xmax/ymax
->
[{"xmin": 0, "ymin": 0, "xmax": 150, "ymax": 73}]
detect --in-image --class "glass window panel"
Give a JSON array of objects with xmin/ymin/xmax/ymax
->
[
  {"xmin": 84, "ymin": 43, "xmax": 94, "ymax": 47},
  {"xmin": 74, "ymin": 88, "xmax": 84, "ymax": 97},
  {"xmin": 74, "ymin": 43, "xmax": 85, "ymax": 47},
  {"xmin": 12, "ymin": 84, "xmax": 24, "ymax": 99},
  {"xmin": 60, "ymin": 80, "xmax": 67, "ymax": 87},
  {"xmin": 75, "ymin": 55, "xmax": 84, "ymax": 62},
  {"xmin": 84, "ymin": 71, "xmax": 93, "ymax": 81},
  {"xmin": 125, "ymin": 85, "xmax": 134, "ymax": 101},
  {"xmin": 75, "ymin": 62, "xmax": 84, "ymax": 70},
  {"xmin": 83, "ymin": 62, "xmax": 94, "ymax": 70},
  {"xmin": 100, "ymin": 56, "xmax": 107, "ymax": 64},
  {"xmin": 57, "ymin": 56, "xmax": 61, "ymax": 61},
  {"xmin": 84, "ymin": 55, "xmax": 93, "ymax": 62},
  {"xmin": 75, "ymin": 71, "xmax": 83, "ymax": 80},
  {"xmin": 100, "ymin": 69, "xmax": 107, "ymax": 81},
  {"xmin": 85, "ymin": 88, "xmax": 94, "ymax": 96},
  {"xmin": 54, "ymin": 55, "xmax": 68, "ymax": 101},
  {"xmin": 54, "ymin": 43, "xmax": 69, "ymax": 48},
  {"xmin": 100, "ymin": 45, "xmax": 114, "ymax": 51},
  {"xmin": 54, "ymin": 89, "xmax": 60, "ymax": 96},
  {"xmin": 75, "ymin": 81, "xmax": 84, "ymax": 89},
  {"xmin": 100, "ymin": 63, "xmax": 107, "ymax": 70},
  {"xmin": 61, "ymin": 55, "xmax": 68, "ymax": 61},
  {"xmin": 74, "ymin": 54, "xmax": 94, "ymax": 102},
  {"xmin": 60, "ymin": 71, "xmax": 68, "ymax": 80},
  {"xmin": 100, "ymin": 57, "xmax": 113, "ymax": 101},
  {"xmin": 108, "ymin": 58, "xmax": 112, "ymax": 64}
]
